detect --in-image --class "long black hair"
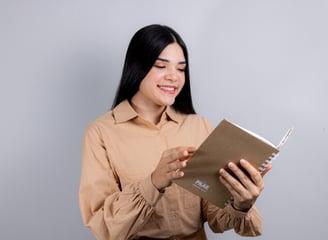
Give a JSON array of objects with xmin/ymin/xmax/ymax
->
[{"xmin": 111, "ymin": 24, "xmax": 196, "ymax": 114}]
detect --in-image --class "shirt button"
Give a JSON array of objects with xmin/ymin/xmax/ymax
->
[{"xmin": 172, "ymin": 212, "xmax": 178, "ymax": 218}]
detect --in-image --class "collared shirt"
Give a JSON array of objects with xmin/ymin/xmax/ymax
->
[{"xmin": 79, "ymin": 100, "xmax": 262, "ymax": 240}]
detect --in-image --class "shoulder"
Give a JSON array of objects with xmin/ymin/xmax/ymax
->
[
  {"xmin": 84, "ymin": 111, "xmax": 115, "ymax": 137},
  {"xmin": 180, "ymin": 113, "xmax": 213, "ymax": 133},
  {"xmin": 166, "ymin": 106, "xmax": 212, "ymax": 131},
  {"xmin": 183, "ymin": 114, "xmax": 211, "ymax": 125}
]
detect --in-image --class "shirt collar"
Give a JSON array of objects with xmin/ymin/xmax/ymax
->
[
  {"xmin": 112, "ymin": 100, "xmax": 138, "ymax": 123},
  {"xmin": 112, "ymin": 100, "xmax": 182, "ymax": 124},
  {"xmin": 165, "ymin": 104, "xmax": 181, "ymax": 123}
]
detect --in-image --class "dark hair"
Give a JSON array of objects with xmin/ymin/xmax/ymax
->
[{"xmin": 112, "ymin": 24, "xmax": 196, "ymax": 114}]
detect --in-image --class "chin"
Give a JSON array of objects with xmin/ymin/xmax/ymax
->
[
  {"xmin": 163, "ymin": 99, "xmax": 175, "ymax": 106},
  {"xmin": 157, "ymin": 96, "xmax": 176, "ymax": 107}
]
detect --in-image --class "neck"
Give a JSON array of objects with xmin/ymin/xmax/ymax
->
[{"xmin": 130, "ymin": 100, "xmax": 166, "ymax": 125}]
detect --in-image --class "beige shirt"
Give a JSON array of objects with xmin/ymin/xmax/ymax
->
[{"xmin": 79, "ymin": 100, "xmax": 262, "ymax": 240}]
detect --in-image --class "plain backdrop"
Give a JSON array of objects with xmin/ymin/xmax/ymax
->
[{"xmin": 1, "ymin": 0, "xmax": 327, "ymax": 239}]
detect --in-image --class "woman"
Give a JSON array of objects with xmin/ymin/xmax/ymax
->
[{"xmin": 79, "ymin": 24, "xmax": 270, "ymax": 240}]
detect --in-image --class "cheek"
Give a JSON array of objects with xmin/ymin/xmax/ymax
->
[
  {"xmin": 176, "ymin": 80, "xmax": 185, "ymax": 96},
  {"xmin": 179, "ymin": 77, "xmax": 186, "ymax": 89},
  {"xmin": 139, "ymin": 76, "xmax": 155, "ymax": 91}
]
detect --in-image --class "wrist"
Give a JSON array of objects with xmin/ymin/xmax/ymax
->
[
  {"xmin": 232, "ymin": 202, "xmax": 252, "ymax": 212},
  {"xmin": 151, "ymin": 173, "xmax": 165, "ymax": 193}
]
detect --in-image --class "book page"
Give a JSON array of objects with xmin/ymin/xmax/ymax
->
[
  {"xmin": 233, "ymin": 122, "xmax": 277, "ymax": 148},
  {"xmin": 231, "ymin": 120, "xmax": 294, "ymax": 149}
]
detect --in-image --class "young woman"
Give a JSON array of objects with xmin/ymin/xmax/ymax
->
[{"xmin": 79, "ymin": 24, "xmax": 270, "ymax": 240}]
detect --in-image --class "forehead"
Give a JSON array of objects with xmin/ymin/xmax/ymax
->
[{"xmin": 157, "ymin": 43, "xmax": 185, "ymax": 61}]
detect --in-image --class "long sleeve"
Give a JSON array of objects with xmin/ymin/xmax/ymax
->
[
  {"xmin": 79, "ymin": 102, "xmax": 265, "ymax": 239},
  {"xmin": 202, "ymin": 201, "xmax": 262, "ymax": 236},
  {"xmin": 79, "ymin": 124, "xmax": 163, "ymax": 240}
]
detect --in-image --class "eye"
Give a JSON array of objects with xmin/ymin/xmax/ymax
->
[
  {"xmin": 177, "ymin": 65, "xmax": 186, "ymax": 72},
  {"xmin": 154, "ymin": 64, "xmax": 165, "ymax": 69}
]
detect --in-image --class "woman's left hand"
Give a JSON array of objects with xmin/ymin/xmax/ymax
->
[{"xmin": 219, "ymin": 159, "xmax": 272, "ymax": 211}]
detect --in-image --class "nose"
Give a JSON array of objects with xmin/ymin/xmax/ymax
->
[{"xmin": 164, "ymin": 67, "xmax": 178, "ymax": 82}]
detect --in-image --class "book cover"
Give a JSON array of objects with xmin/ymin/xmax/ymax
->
[{"xmin": 174, "ymin": 119, "xmax": 292, "ymax": 208}]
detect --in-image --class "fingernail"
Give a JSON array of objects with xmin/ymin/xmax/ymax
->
[
  {"xmin": 228, "ymin": 162, "xmax": 234, "ymax": 169},
  {"xmin": 240, "ymin": 159, "xmax": 247, "ymax": 165},
  {"xmin": 219, "ymin": 168, "xmax": 225, "ymax": 175}
]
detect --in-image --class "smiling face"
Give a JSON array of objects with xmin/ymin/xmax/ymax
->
[{"xmin": 131, "ymin": 43, "xmax": 186, "ymax": 111}]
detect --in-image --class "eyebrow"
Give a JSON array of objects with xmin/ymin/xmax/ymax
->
[{"xmin": 157, "ymin": 57, "xmax": 186, "ymax": 64}]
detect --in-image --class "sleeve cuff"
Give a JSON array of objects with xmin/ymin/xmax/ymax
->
[
  {"xmin": 139, "ymin": 174, "xmax": 164, "ymax": 207},
  {"xmin": 225, "ymin": 203, "xmax": 254, "ymax": 218}
]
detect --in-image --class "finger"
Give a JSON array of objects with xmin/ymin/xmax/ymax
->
[
  {"xmin": 177, "ymin": 147, "xmax": 196, "ymax": 159},
  {"xmin": 164, "ymin": 147, "xmax": 195, "ymax": 164},
  {"xmin": 239, "ymin": 159, "xmax": 263, "ymax": 187},
  {"xmin": 219, "ymin": 172, "xmax": 240, "ymax": 196},
  {"xmin": 168, "ymin": 164, "xmax": 186, "ymax": 179},
  {"xmin": 261, "ymin": 164, "xmax": 272, "ymax": 177},
  {"xmin": 225, "ymin": 161, "xmax": 254, "ymax": 190},
  {"xmin": 219, "ymin": 168, "xmax": 258, "ymax": 209},
  {"xmin": 167, "ymin": 159, "xmax": 187, "ymax": 172},
  {"xmin": 219, "ymin": 167, "xmax": 245, "ymax": 196},
  {"xmin": 166, "ymin": 160, "xmax": 189, "ymax": 179}
]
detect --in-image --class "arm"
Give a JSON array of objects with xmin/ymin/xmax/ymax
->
[
  {"xmin": 202, "ymin": 201, "xmax": 262, "ymax": 236},
  {"xmin": 79, "ymin": 125, "xmax": 163, "ymax": 240},
  {"xmin": 203, "ymin": 158, "xmax": 272, "ymax": 236}
]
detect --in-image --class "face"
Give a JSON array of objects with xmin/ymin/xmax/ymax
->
[{"xmin": 132, "ymin": 43, "xmax": 186, "ymax": 110}]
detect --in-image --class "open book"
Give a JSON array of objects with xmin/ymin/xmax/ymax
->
[{"xmin": 174, "ymin": 119, "xmax": 293, "ymax": 208}]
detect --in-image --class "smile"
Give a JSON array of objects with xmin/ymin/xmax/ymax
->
[{"xmin": 157, "ymin": 85, "xmax": 177, "ymax": 94}]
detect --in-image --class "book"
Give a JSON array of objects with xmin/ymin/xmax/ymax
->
[{"xmin": 174, "ymin": 119, "xmax": 293, "ymax": 208}]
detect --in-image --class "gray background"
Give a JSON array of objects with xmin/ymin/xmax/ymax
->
[{"xmin": 1, "ymin": 0, "xmax": 327, "ymax": 239}]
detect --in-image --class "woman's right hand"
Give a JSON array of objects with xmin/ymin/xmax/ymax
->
[{"xmin": 151, "ymin": 146, "xmax": 196, "ymax": 191}]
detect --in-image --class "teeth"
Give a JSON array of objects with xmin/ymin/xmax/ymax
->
[{"xmin": 159, "ymin": 86, "xmax": 175, "ymax": 91}]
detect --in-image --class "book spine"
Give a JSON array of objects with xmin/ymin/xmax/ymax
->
[{"xmin": 258, "ymin": 153, "xmax": 279, "ymax": 173}]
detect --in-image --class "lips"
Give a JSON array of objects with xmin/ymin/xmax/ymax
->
[{"xmin": 157, "ymin": 85, "xmax": 177, "ymax": 94}]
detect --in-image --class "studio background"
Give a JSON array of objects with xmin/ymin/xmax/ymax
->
[{"xmin": 1, "ymin": 0, "xmax": 327, "ymax": 239}]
